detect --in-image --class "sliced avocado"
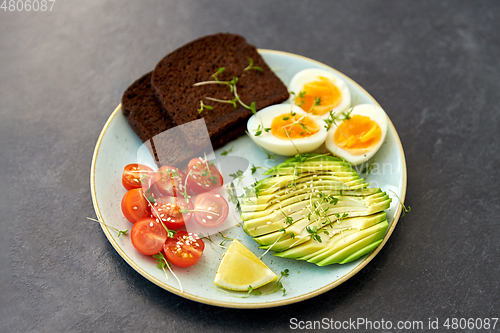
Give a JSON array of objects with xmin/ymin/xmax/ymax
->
[
  {"xmin": 278, "ymin": 229, "xmax": 359, "ymax": 260},
  {"xmin": 339, "ymin": 239, "xmax": 383, "ymax": 264},
  {"xmin": 315, "ymin": 221, "xmax": 388, "ymax": 266},
  {"xmin": 242, "ymin": 190, "xmax": 382, "ymax": 221},
  {"xmin": 241, "ymin": 187, "xmax": 381, "ymax": 211},
  {"xmin": 243, "ymin": 197, "xmax": 391, "ymax": 237},
  {"xmin": 275, "ymin": 212, "xmax": 387, "ymax": 259},
  {"xmin": 241, "ymin": 185, "xmax": 382, "ymax": 213},
  {"xmin": 259, "ymin": 235, "xmax": 310, "ymax": 252},
  {"xmin": 255, "ymin": 211, "xmax": 387, "ymax": 247},
  {"xmin": 307, "ymin": 220, "xmax": 388, "ymax": 264}
]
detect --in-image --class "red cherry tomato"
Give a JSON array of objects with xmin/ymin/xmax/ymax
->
[
  {"xmin": 193, "ymin": 192, "xmax": 229, "ymax": 227},
  {"xmin": 121, "ymin": 188, "xmax": 150, "ymax": 223},
  {"xmin": 163, "ymin": 231, "xmax": 205, "ymax": 267},
  {"xmin": 186, "ymin": 158, "xmax": 223, "ymax": 194},
  {"xmin": 155, "ymin": 166, "xmax": 186, "ymax": 197},
  {"xmin": 150, "ymin": 196, "xmax": 193, "ymax": 229},
  {"xmin": 131, "ymin": 217, "xmax": 168, "ymax": 255},
  {"xmin": 121, "ymin": 164, "xmax": 155, "ymax": 191}
]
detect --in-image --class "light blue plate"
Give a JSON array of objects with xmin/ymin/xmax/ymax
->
[{"xmin": 90, "ymin": 50, "xmax": 407, "ymax": 308}]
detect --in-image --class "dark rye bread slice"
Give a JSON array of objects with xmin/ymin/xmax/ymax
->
[
  {"xmin": 151, "ymin": 33, "xmax": 289, "ymax": 145},
  {"xmin": 122, "ymin": 72, "xmax": 172, "ymax": 141},
  {"xmin": 122, "ymin": 72, "xmax": 196, "ymax": 167}
]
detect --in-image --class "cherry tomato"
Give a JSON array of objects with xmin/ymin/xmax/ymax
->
[
  {"xmin": 121, "ymin": 188, "xmax": 150, "ymax": 223},
  {"xmin": 155, "ymin": 166, "xmax": 186, "ymax": 197},
  {"xmin": 131, "ymin": 217, "xmax": 168, "ymax": 255},
  {"xmin": 186, "ymin": 157, "xmax": 223, "ymax": 194},
  {"xmin": 150, "ymin": 196, "xmax": 193, "ymax": 229},
  {"xmin": 193, "ymin": 191, "xmax": 229, "ymax": 227},
  {"xmin": 121, "ymin": 164, "xmax": 155, "ymax": 191},
  {"xmin": 163, "ymin": 231, "xmax": 205, "ymax": 267}
]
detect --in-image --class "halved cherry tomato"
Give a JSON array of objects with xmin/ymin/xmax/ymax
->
[
  {"xmin": 150, "ymin": 196, "xmax": 193, "ymax": 229},
  {"xmin": 163, "ymin": 231, "xmax": 204, "ymax": 267},
  {"xmin": 131, "ymin": 217, "xmax": 168, "ymax": 255},
  {"xmin": 122, "ymin": 164, "xmax": 155, "ymax": 191},
  {"xmin": 186, "ymin": 157, "xmax": 223, "ymax": 194},
  {"xmin": 155, "ymin": 166, "xmax": 186, "ymax": 197},
  {"xmin": 121, "ymin": 188, "xmax": 150, "ymax": 223},
  {"xmin": 193, "ymin": 191, "xmax": 229, "ymax": 227}
]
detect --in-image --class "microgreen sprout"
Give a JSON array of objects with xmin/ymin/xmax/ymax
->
[
  {"xmin": 194, "ymin": 67, "xmax": 257, "ymax": 114},
  {"xmin": 306, "ymin": 225, "xmax": 329, "ymax": 243},
  {"xmin": 143, "ymin": 192, "xmax": 177, "ymax": 238},
  {"xmin": 279, "ymin": 209, "xmax": 294, "ymax": 225},
  {"xmin": 361, "ymin": 159, "xmax": 376, "ymax": 174},
  {"xmin": 229, "ymin": 169, "xmax": 245, "ymax": 186},
  {"xmin": 227, "ymin": 183, "xmax": 241, "ymax": 214},
  {"xmin": 254, "ymin": 124, "xmax": 271, "ymax": 137},
  {"xmin": 269, "ymin": 269, "xmax": 289, "ymax": 296},
  {"xmin": 199, "ymin": 233, "xmax": 229, "ymax": 249},
  {"xmin": 250, "ymin": 164, "xmax": 264, "ymax": 174},
  {"xmin": 256, "ymin": 143, "xmax": 276, "ymax": 159},
  {"xmin": 211, "ymin": 67, "xmax": 225, "ymax": 81},
  {"xmin": 244, "ymin": 57, "xmax": 263, "ymax": 72},
  {"xmin": 200, "ymin": 154, "xmax": 219, "ymax": 184},
  {"xmin": 296, "ymin": 91, "xmax": 306, "ymax": 107},
  {"xmin": 323, "ymin": 96, "xmax": 357, "ymax": 134},
  {"xmin": 152, "ymin": 252, "xmax": 183, "ymax": 293},
  {"xmin": 180, "ymin": 170, "xmax": 193, "ymax": 203},
  {"xmin": 308, "ymin": 96, "xmax": 322, "ymax": 114},
  {"xmin": 180, "ymin": 208, "xmax": 220, "ymax": 216},
  {"xmin": 241, "ymin": 269, "xmax": 289, "ymax": 298},
  {"xmin": 144, "ymin": 187, "xmax": 156, "ymax": 203},
  {"xmin": 198, "ymin": 100, "xmax": 213, "ymax": 114},
  {"xmin": 86, "ymin": 217, "xmax": 128, "ymax": 237},
  {"xmin": 221, "ymin": 146, "xmax": 233, "ymax": 156},
  {"xmin": 243, "ymin": 285, "xmax": 262, "ymax": 298},
  {"xmin": 389, "ymin": 190, "xmax": 411, "ymax": 217},
  {"xmin": 217, "ymin": 232, "xmax": 232, "ymax": 247}
]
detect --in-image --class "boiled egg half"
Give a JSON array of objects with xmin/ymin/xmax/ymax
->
[
  {"xmin": 325, "ymin": 104, "xmax": 388, "ymax": 165},
  {"xmin": 247, "ymin": 104, "xmax": 327, "ymax": 156},
  {"xmin": 288, "ymin": 68, "xmax": 351, "ymax": 119}
]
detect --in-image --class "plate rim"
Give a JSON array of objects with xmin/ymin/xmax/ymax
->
[{"xmin": 90, "ymin": 49, "xmax": 407, "ymax": 308}]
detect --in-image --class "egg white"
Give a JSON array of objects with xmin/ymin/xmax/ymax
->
[
  {"xmin": 325, "ymin": 104, "xmax": 388, "ymax": 165},
  {"xmin": 288, "ymin": 68, "xmax": 351, "ymax": 119},
  {"xmin": 247, "ymin": 104, "xmax": 328, "ymax": 156}
]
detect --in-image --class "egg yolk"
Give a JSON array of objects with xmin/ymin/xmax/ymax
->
[
  {"xmin": 271, "ymin": 113, "xmax": 320, "ymax": 140},
  {"xmin": 295, "ymin": 76, "xmax": 342, "ymax": 116},
  {"xmin": 334, "ymin": 115, "xmax": 382, "ymax": 154}
]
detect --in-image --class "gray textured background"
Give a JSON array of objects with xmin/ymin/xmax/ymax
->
[{"xmin": 1, "ymin": 0, "xmax": 499, "ymax": 332}]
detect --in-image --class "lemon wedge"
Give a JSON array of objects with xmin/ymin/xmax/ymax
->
[{"xmin": 214, "ymin": 239, "xmax": 278, "ymax": 291}]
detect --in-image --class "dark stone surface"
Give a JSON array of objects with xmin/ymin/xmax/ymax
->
[{"xmin": 1, "ymin": 0, "xmax": 499, "ymax": 332}]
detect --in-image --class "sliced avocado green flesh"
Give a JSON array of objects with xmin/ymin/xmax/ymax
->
[
  {"xmin": 339, "ymin": 239, "xmax": 383, "ymax": 264},
  {"xmin": 307, "ymin": 220, "xmax": 388, "ymax": 264},
  {"xmin": 242, "ymin": 192, "xmax": 387, "ymax": 221},
  {"xmin": 254, "ymin": 211, "xmax": 387, "ymax": 246},
  {"xmin": 298, "ymin": 214, "xmax": 387, "ymax": 260},
  {"xmin": 259, "ymin": 236, "xmax": 310, "ymax": 252},
  {"xmin": 241, "ymin": 187, "xmax": 383, "ymax": 213},
  {"xmin": 264, "ymin": 159, "xmax": 349, "ymax": 176},
  {"xmin": 244, "ymin": 199, "xmax": 391, "ymax": 237},
  {"xmin": 242, "ymin": 153, "xmax": 391, "ymax": 266},
  {"xmin": 315, "ymin": 221, "xmax": 388, "ymax": 266},
  {"xmin": 256, "ymin": 173, "xmax": 367, "ymax": 191},
  {"xmin": 275, "ymin": 228, "xmax": 359, "ymax": 259}
]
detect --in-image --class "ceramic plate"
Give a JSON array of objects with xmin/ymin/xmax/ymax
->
[{"xmin": 90, "ymin": 50, "xmax": 407, "ymax": 308}]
